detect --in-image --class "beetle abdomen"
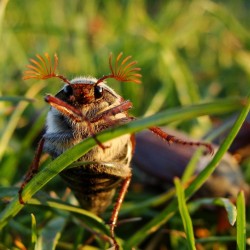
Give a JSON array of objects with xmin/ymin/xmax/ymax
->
[
  {"xmin": 44, "ymin": 133, "xmax": 133, "ymax": 214},
  {"xmin": 60, "ymin": 163, "xmax": 127, "ymax": 214}
]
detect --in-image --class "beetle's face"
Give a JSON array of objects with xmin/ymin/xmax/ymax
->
[{"xmin": 54, "ymin": 77, "xmax": 124, "ymax": 117}]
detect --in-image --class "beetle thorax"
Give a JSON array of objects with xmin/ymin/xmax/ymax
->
[{"xmin": 44, "ymin": 77, "xmax": 130, "ymax": 157}]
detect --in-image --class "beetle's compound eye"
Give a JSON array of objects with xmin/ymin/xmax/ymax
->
[
  {"xmin": 63, "ymin": 85, "xmax": 73, "ymax": 96},
  {"xmin": 94, "ymin": 85, "xmax": 103, "ymax": 99}
]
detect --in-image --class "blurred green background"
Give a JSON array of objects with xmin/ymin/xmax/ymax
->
[
  {"xmin": 0, "ymin": 0, "xmax": 250, "ymax": 249},
  {"xmin": 1, "ymin": 0, "xmax": 250, "ymax": 112}
]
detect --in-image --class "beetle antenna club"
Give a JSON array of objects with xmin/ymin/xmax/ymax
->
[
  {"xmin": 23, "ymin": 53, "xmax": 71, "ymax": 85},
  {"xmin": 94, "ymin": 52, "xmax": 142, "ymax": 86}
]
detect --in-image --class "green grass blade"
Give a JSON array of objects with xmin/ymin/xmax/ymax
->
[
  {"xmin": 181, "ymin": 149, "xmax": 203, "ymax": 183},
  {"xmin": 236, "ymin": 190, "xmax": 246, "ymax": 250},
  {"xmin": 185, "ymin": 98, "xmax": 250, "ymax": 197},
  {"xmin": 214, "ymin": 198, "xmax": 237, "ymax": 226},
  {"xmin": 31, "ymin": 213, "xmax": 38, "ymax": 248},
  {"xmin": 174, "ymin": 178, "xmax": 196, "ymax": 250},
  {"xmin": 124, "ymin": 97, "xmax": 250, "ymax": 249},
  {"xmin": 0, "ymin": 186, "xmax": 109, "ymax": 235},
  {"xmin": 35, "ymin": 216, "xmax": 67, "ymax": 250},
  {"xmin": 188, "ymin": 197, "xmax": 237, "ymax": 226},
  {"xmin": 0, "ymin": 82, "xmax": 45, "ymax": 161},
  {"xmin": 28, "ymin": 198, "xmax": 109, "ymax": 235}
]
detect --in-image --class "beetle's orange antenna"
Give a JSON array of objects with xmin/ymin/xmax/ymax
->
[
  {"xmin": 23, "ymin": 53, "xmax": 71, "ymax": 85},
  {"xmin": 95, "ymin": 52, "xmax": 142, "ymax": 86}
]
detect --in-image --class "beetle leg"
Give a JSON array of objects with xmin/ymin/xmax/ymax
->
[
  {"xmin": 45, "ymin": 95, "xmax": 84, "ymax": 122},
  {"xmin": 149, "ymin": 126, "xmax": 214, "ymax": 155},
  {"xmin": 18, "ymin": 137, "xmax": 45, "ymax": 204},
  {"xmin": 90, "ymin": 100, "xmax": 133, "ymax": 123},
  {"xmin": 109, "ymin": 175, "xmax": 131, "ymax": 247}
]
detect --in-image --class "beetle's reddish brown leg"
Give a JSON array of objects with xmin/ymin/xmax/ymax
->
[
  {"xmin": 18, "ymin": 137, "xmax": 45, "ymax": 204},
  {"xmin": 90, "ymin": 100, "xmax": 133, "ymax": 123},
  {"xmin": 109, "ymin": 176, "xmax": 131, "ymax": 249},
  {"xmin": 45, "ymin": 95, "xmax": 84, "ymax": 122},
  {"xmin": 149, "ymin": 126, "xmax": 214, "ymax": 155}
]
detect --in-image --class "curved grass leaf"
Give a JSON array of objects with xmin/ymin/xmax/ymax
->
[
  {"xmin": 0, "ymin": 186, "xmax": 109, "ymax": 236},
  {"xmin": 28, "ymin": 198, "xmax": 109, "ymax": 235},
  {"xmin": 31, "ymin": 213, "xmax": 37, "ymax": 248},
  {"xmin": 180, "ymin": 117, "xmax": 235, "ymax": 183},
  {"xmin": 214, "ymin": 198, "xmax": 237, "ymax": 226},
  {"xmin": 0, "ymin": 98, "xmax": 247, "ymax": 234},
  {"xmin": 187, "ymin": 197, "xmax": 237, "ymax": 226},
  {"xmin": 236, "ymin": 190, "xmax": 246, "ymax": 250},
  {"xmin": 174, "ymin": 178, "xmax": 196, "ymax": 250}
]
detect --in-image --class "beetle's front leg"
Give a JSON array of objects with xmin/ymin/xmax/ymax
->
[
  {"xmin": 18, "ymin": 132, "xmax": 74, "ymax": 204},
  {"xmin": 90, "ymin": 100, "xmax": 133, "ymax": 123},
  {"xmin": 18, "ymin": 137, "xmax": 45, "ymax": 204}
]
